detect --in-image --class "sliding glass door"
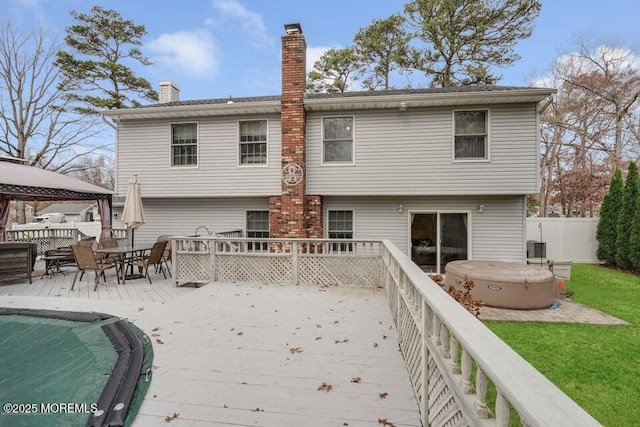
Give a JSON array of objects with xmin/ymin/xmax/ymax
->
[{"xmin": 410, "ymin": 212, "xmax": 469, "ymax": 273}]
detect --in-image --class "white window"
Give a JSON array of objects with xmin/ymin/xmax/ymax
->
[
  {"xmin": 246, "ymin": 210, "xmax": 269, "ymax": 238},
  {"xmin": 246, "ymin": 210, "xmax": 269, "ymax": 251},
  {"xmin": 328, "ymin": 210, "xmax": 354, "ymax": 252},
  {"xmin": 328, "ymin": 210, "xmax": 353, "ymax": 239},
  {"xmin": 453, "ymin": 110, "xmax": 488, "ymax": 160},
  {"xmin": 171, "ymin": 123, "xmax": 198, "ymax": 167},
  {"xmin": 239, "ymin": 120, "xmax": 268, "ymax": 165},
  {"xmin": 322, "ymin": 117, "xmax": 354, "ymax": 164}
]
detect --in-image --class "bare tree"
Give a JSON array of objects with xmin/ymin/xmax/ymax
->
[
  {"xmin": 559, "ymin": 40, "xmax": 640, "ymax": 163},
  {"xmin": 0, "ymin": 22, "xmax": 108, "ymax": 170},
  {"xmin": 73, "ymin": 155, "xmax": 115, "ymax": 190},
  {"xmin": 0, "ymin": 21, "xmax": 111, "ymax": 221}
]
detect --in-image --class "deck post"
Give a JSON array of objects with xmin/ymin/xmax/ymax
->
[
  {"xmin": 291, "ymin": 241, "xmax": 299, "ymax": 284},
  {"xmin": 171, "ymin": 239, "xmax": 177, "ymax": 284},
  {"xmin": 420, "ymin": 298, "xmax": 429, "ymax": 426},
  {"xmin": 211, "ymin": 239, "xmax": 217, "ymax": 282}
]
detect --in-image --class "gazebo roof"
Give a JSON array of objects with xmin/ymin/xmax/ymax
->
[{"xmin": 0, "ymin": 159, "xmax": 112, "ymax": 201}]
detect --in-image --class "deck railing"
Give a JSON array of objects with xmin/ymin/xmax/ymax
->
[
  {"xmin": 7, "ymin": 228, "xmax": 88, "ymax": 255},
  {"xmin": 172, "ymin": 236, "xmax": 381, "ymax": 287},
  {"xmin": 7, "ymin": 228, "xmax": 130, "ymax": 255},
  {"xmin": 171, "ymin": 236, "xmax": 601, "ymax": 427}
]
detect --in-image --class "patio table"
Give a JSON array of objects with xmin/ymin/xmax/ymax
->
[{"xmin": 94, "ymin": 244, "xmax": 154, "ymax": 285}]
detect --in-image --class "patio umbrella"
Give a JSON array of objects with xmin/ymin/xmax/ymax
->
[{"xmin": 122, "ymin": 175, "xmax": 145, "ymax": 246}]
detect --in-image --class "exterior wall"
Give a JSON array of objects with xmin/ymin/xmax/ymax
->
[
  {"xmin": 306, "ymin": 104, "xmax": 538, "ymax": 196},
  {"xmin": 324, "ymin": 195, "xmax": 526, "ymax": 263},
  {"xmin": 115, "ymin": 115, "xmax": 281, "ymax": 198},
  {"xmin": 113, "ymin": 197, "xmax": 269, "ymax": 245}
]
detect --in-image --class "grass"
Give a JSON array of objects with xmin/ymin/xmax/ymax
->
[{"xmin": 484, "ymin": 264, "xmax": 640, "ymax": 427}]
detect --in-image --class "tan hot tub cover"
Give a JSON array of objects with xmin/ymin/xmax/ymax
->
[{"xmin": 444, "ymin": 260, "xmax": 556, "ymax": 309}]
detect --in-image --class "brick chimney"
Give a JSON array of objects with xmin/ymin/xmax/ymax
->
[{"xmin": 269, "ymin": 23, "xmax": 323, "ymax": 239}]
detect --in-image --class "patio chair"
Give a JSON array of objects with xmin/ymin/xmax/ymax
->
[
  {"xmin": 98, "ymin": 237, "xmax": 122, "ymax": 263},
  {"xmin": 78, "ymin": 236, "xmax": 97, "ymax": 250},
  {"xmin": 70, "ymin": 244, "xmax": 118, "ymax": 291},
  {"xmin": 156, "ymin": 235, "xmax": 172, "ymax": 277},
  {"xmin": 132, "ymin": 240, "xmax": 168, "ymax": 284}
]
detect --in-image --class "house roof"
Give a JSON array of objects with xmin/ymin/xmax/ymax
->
[
  {"xmin": 38, "ymin": 203, "xmax": 94, "ymax": 215},
  {"xmin": 102, "ymin": 85, "xmax": 555, "ymax": 120},
  {"xmin": 0, "ymin": 159, "xmax": 112, "ymax": 201}
]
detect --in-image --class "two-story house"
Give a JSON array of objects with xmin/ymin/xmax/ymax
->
[{"xmin": 104, "ymin": 23, "xmax": 554, "ymax": 273}]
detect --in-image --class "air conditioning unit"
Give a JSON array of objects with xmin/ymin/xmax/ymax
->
[{"xmin": 527, "ymin": 240, "xmax": 546, "ymax": 259}]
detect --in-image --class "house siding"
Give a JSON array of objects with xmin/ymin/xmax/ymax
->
[
  {"xmin": 324, "ymin": 195, "xmax": 526, "ymax": 263},
  {"xmin": 306, "ymin": 104, "xmax": 538, "ymax": 195},
  {"xmin": 113, "ymin": 197, "xmax": 270, "ymax": 245},
  {"xmin": 115, "ymin": 115, "xmax": 282, "ymax": 198}
]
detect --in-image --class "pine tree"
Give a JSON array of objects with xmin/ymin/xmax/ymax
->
[
  {"xmin": 616, "ymin": 162, "xmax": 639, "ymax": 269},
  {"xmin": 629, "ymin": 187, "xmax": 640, "ymax": 270},
  {"xmin": 597, "ymin": 169, "xmax": 623, "ymax": 264}
]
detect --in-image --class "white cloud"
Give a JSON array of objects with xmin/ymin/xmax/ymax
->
[
  {"xmin": 211, "ymin": 0, "xmax": 273, "ymax": 48},
  {"xmin": 147, "ymin": 30, "xmax": 218, "ymax": 78}
]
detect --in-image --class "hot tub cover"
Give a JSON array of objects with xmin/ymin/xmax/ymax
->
[{"xmin": 445, "ymin": 260, "xmax": 554, "ymax": 284}]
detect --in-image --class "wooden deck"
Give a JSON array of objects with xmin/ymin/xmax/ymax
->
[{"xmin": 0, "ymin": 264, "xmax": 420, "ymax": 426}]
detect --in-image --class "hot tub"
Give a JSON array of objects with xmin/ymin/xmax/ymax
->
[{"xmin": 444, "ymin": 260, "xmax": 555, "ymax": 309}]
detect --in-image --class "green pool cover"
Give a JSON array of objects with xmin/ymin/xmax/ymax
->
[{"xmin": 0, "ymin": 308, "xmax": 153, "ymax": 426}]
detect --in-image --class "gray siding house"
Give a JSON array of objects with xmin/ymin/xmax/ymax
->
[{"xmin": 104, "ymin": 24, "xmax": 553, "ymax": 273}]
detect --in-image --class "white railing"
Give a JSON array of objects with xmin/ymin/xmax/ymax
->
[
  {"xmin": 171, "ymin": 236, "xmax": 601, "ymax": 427},
  {"xmin": 7, "ymin": 227, "xmax": 130, "ymax": 255},
  {"xmin": 381, "ymin": 241, "xmax": 600, "ymax": 427},
  {"xmin": 7, "ymin": 228, "xmax": 88, "ymax": 255},
  {"xmin": 171, "ymin": 237, "xmax": 382, "ymax": 287}
]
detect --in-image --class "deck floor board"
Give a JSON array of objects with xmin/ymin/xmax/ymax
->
[{"xmin": 0, "ymin": 266, "xmax": 420, "ymax": 427}]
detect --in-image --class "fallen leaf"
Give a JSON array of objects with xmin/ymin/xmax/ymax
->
[
  {"xmin": 334, "ymin": 320, "xmax": 339, "ymax": 324},
  {"xmin": 237, "ymin": 331, "xmax": 243, "ymax": 336},
  {"xmin": 317, "ymin": 382, "xmax": 333, "ymax": 392},
  {"xmin": 316, "ymin": 324, "xmax": 322, "ymax": 328},
  {"xmin": 289, "ymin": 347, "xmax": 303, "ymax": 354},
  {"xmin": 315, "ymin": 336, "xmax": 322, "ymax": 340},
  {"xmin": 343, "ymin": 423, "xmax": 349, "ymax": 426},
  {"xmin": 152, "ymin": 327, "xmax": 159, "ymax": 331},
  {"xmin": 156, "ymin": 339, "xmax": 164, "ymax": 345},
  {"xmin": 378, "ymin": 419, "xmax": 395, "ymax": 427},
  {"xmin": 230, "ymin": 328, "xmax": 235, "ymax": 331},
  {"xmin": 164, "ymin": 412, "xmax": 179, "ymax": 422},
  {"xmin": 151, "ymin": 333, "xmax": 160, "ymax": 337},
  {"xmin": 379, "ymin": 392, "xmax": 389, "ymax": 399},
  {"xmin": 382, "ymin": 335, "xmax": 388, "ymax": 339},
  {"xmin": 351, "ymin": 377, "xmax": 361, "ymax": 383},
  {"xmin": 373, "ymin": 343, "xmax": 379, "ymax": 348}
]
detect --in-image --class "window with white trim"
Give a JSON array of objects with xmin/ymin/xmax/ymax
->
[
  {"xmin": 328, "ymin": 210, "xmax": 354, "ymax": 252},
  {"xmin": 246, "ymin": 210, "xmax": 269, "ymax": 251},
  {"xmin": 454, "ymin": 111, "xmax": 488, "ymax": 160},
  {"xmin": 322, "ymin": 117, "xmax": 354, "ymax": 164},
  {"xmin": 239, "ymin": 120, "xmax": 268, "ymax": 165},
  {"xmin": 171, "ymin": 123, "xmax": 198, "ymax": 166}
]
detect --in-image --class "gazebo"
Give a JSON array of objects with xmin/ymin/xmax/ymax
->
[{"xmin": 0, "ymin": 157, "xmax": 113, "ymax": 242}]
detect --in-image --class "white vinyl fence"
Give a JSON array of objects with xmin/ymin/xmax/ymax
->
[{"xmin": 526, "ymin": 218, "xmax": 599, "ymax": 263}]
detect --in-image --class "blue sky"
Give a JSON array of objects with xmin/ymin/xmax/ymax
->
[{"xmin": 5, "ymin": 0, "xmax": 640, "ymax": 102}]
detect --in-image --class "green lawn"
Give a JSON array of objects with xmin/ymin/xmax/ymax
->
[{"xmin": 484, "ymin": 264, "xmax": 640, "ymax": 427}]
